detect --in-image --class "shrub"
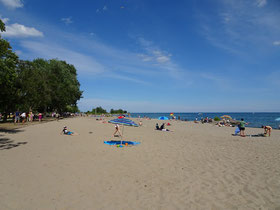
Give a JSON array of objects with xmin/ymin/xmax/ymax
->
[{"xmin": 214, "ymin": 116, "xmax": 220, "ymax": 121}]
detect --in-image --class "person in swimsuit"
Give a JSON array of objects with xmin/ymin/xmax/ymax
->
[
  {"xmin": 262, "ymin": 125, "xmax": 272, "ymax": 137},
  {"xmin": 113, "ymin": 124, "xmax": 122, "ymax": 137}
]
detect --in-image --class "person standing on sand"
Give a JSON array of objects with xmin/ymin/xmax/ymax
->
[
  {"xmin": 21, "ymin": 112, "xmax": 26, "ymax": 124},
  {"xmin": 113, "ymin": 124, "xmax": 122, "ymax": 137},
  {"xmin": 239, "ymin": 118, "xmax": 248, "ymax": 137},
  {"xmin": 14, "ymin": 110, "xmax": 20, "ymax": 123},
  {"xmin": 38, "ymin": 113, "xmax": 42, "ymax": 122}
]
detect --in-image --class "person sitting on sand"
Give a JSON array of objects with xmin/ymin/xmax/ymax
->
[
  {"xmin": 161, "ymin": 128, "xmax": 170, "ymax": 131},
  {"xmin": 160, "ymin": 123, "xmax": 165, "ymax": 130},
  {"xmin": 262, "ymin": 125, "xmax": 272, "ymax": 137},
  {"xmin": 156, "ymin": 123, "xmax": 160, "ymax": 130},
  {"xmin": 61, "ymin": 126, "xmax": 77, "ymax": 135},
  {"xmin": 113, "ymin": 124, "xmax": 122, "ymax": 137}
]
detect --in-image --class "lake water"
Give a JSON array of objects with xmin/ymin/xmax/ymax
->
[{"xmin": 130, "ymin": 112, "xmax": 280, "ymax": 129}]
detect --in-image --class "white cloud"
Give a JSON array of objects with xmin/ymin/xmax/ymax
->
[
  {"xmin": 138, "ymin": 38, "xmax": 172, "ymax": 64},
  {"xmin": 20, "ymin": 40, "xmax": 106, "ymax": 75},
  {"xmin": 96, "ymin": 5, "xmax": 108, "ymax": 13},
  {"xmin": 15, "ymin": 50, "xmax": 22, "ymax": 55},
  {"xmin": 2, "ymin": 17, "xmax": 9, "ymax": 23},
  {"xmin": 0, "ymin": 0, "xmax": 23, "ymax": 8},
  {"xmin": 198, "ymin": 0, "xmax": 280, "ymax": 56},
  {"xmin": 156, "ymin": 55, "xmax": 170, "ymax": 63},
  {"xmin": 273, "ymin": 41, "xmax": 280, "ymax": 46},
  {"xmin": 61, "ymin": 17, "xmax": 73, "ymax": 25},
  {"xmin": 256, "ymin": 0, "xmax": 267, "ymax": 7},
  {"xmin": 2, "ymin": 23, "xmax": 43, "ymax": 37}
]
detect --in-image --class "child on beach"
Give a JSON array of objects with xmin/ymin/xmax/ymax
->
[
  {"xmin": 239, "ymin": 119, "xmax": 248, "ymax": 137},
  {"xmin": 113, "ymin": 124, "xmax": 122, "ymax": 137},
  {"xmin": 61, "ymin": 126, "xmax": 77, "ymax": 135}
]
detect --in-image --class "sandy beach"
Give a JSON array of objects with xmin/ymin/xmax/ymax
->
[{"xmin": 1, "ymin": 117, "xmax": 280, "ymax": 210}]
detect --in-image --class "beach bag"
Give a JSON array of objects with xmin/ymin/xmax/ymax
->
[{"xmin": 235, "ymin": 126, "xmax": 240, "ymax": 135}]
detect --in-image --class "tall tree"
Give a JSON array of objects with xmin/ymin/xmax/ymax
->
[
  {"xmin": 48, "ymin": 59, "xmax": 82, "ymax": 113},
  {"xmin": 0, "ymin": 19, "xmax": 20, "ymax": 120}
]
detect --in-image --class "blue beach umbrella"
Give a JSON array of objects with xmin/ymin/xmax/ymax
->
[
  {"xmin": 275, "ymin": 117, "xmax": 280, "ymax": 121},
  {"xmin": 158, "ymin": 116, "xmax": 169, "ymax": 120},
  {"xmin": 108, "ymin": 118, "xmax": 138, "ymax": 145}
]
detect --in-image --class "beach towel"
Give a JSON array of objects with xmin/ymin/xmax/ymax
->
[{"xmin": 104, "ymin": 140, "xmax": 140, "ymax": 145}]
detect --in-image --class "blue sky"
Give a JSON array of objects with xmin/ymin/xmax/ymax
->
[{"xmin": 1, "ymin": 0, "xmax": 280, "ymax": 112}]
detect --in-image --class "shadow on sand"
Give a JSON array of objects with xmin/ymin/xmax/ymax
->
[
  {"xmin": 0, "ymin": 128, "xmax": 27, "ymax": 150},
  {"xmin": 0, "ymin": 136, "xmax": 27, "ymax": 150},
  {"xmin": 0, "ymin": 127, "xmax": 24, "ymax": 134}
]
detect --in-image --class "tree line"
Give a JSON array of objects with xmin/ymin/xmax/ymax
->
[
  {"xmin": 0, "ymin": 19, "xmax": 83, "ymax": 121},
  {"xmin": 86, "ymin": 106, "xmax": 127, "ymax": 114}
]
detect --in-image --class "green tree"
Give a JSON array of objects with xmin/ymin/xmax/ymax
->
[
  {"xmin": 66, "ymin": 105, "xmax": 80, "ymax": 113},
  {"xmin": 17, "ymin": 60, "xmax": 50, "ymax": 112},
  {"xmin": 0, "ymin": 19, "xmax": 20, "ymax": 121},
  {"xmin": 92, "ymin": 106, "xmax": 107, "ymax": 114},
  {"xmin": 110, "ymin": 108, "xmax": 127, "ymax": 114},
  {"xmin": 47, "ymin": 59, "xmax": 83, "ymax": 113}
]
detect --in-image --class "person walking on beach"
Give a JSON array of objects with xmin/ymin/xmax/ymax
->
[
  {"xmin": 38, "ymin": 113, "xmax": 42, "ymax": 122},
  {"xmin": 239, "ymin": 118, "xmax": 247, "ymax": 137},
  {"xmin": 21, "ymin": 112, "xmax": 26, "ymax": 124},
  {"xmin": 262, "ymin": 125, "xmax": 272, "ymax": 137},
  {"xmin": 14, "ymin": 110, "xmax": 20, "ymax": 123},
  {"xmin": 113, "ymin": 124, "xmax": 122, "ymax": 137}
]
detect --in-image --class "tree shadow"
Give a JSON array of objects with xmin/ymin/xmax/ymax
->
[
  {"xmin": 0, "ymin": 137, "xmax": 27, "ymax": 150},
  {"xmin": 0, "ymin": 127, "xmax": 24, "ymax": 134}
]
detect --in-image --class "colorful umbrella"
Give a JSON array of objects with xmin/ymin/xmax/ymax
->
[
  {"xmin": 109, "ymin": 118, "xmax": 138, "ymax": 126},
  {"xmin": 108, "ymin": 118, "xmax": 138, "ymax": 145},
  {"xmin": 158, "ymin": 116, "xmax": 169, "ymax": 120},
  {"xmin": 221, "ymin": 115, "xmax": 232, "ymax": 119}
]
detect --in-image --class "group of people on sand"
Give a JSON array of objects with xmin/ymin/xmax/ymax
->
[
  {"xmin": 14, "ymin": 110, "xmax": 43, "ymax": 124},
  {"xmin": 233, "ymin": 118, "xmax": 272, "ymax": 137},
  {"xmin": 60, "ymin": 117, "xmax": 273, "ymax": 138}
]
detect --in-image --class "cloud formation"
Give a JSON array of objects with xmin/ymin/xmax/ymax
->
[
  {"xmin": 0, "ymin": 0, "xmax": 23, "ymax": 8},
  {"xmin": 273, "ymin": 41, "xmax": 280, "ymax": 46},
  {"xmin": 256, "ymin": 0, "xmax": 267, "ymax": 7},
  {"xmin": 138, "ymin": 38, "xmax": 171, "ymax": 64},
  {"xmin": 20, "ymin": 40, "xmax": 106, "ymax": 75},
  {"xmin": 198, "ymin": 0, "xmax": 280, "ymax": 56},
  {"xmin": 2, "ymin": 23, "xmax": 43, "ymax": 37},
  {"xmin": 61, "ymin": 17, "xmax": 73, "ymax": 25}
]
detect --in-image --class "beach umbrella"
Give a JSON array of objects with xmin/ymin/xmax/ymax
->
[
  {"xmin": 275, "ymin": 117, "xmax": 280, "ymax": 121},
  {"xmin": 221, "ymin": 115, "xmax": 232, "ymax": 119},
  {"xmin": 108, "ymin": 117, "xmax": 138, "ymax": 145},
  {"xmin": 158, "ymin": 116, "xmax": 169, "ymax": 120}
]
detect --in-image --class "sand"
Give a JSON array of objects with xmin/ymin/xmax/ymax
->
[{"xmin": 0, "ymin": 117, "xmax": 280, "ymax": 210}]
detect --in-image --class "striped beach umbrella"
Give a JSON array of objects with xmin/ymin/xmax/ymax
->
[{"xmin": 108, "ymin": 118, "xmax": 138, "ymax": 145}]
